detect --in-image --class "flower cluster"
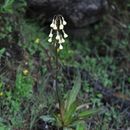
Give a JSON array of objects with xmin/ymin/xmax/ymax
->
[{"xmin": 48, "ymin": 15, "xmax": 68, "ymax": 50}]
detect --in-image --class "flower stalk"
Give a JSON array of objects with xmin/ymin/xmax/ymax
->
[{"xmin": 48, "ymin": 15, "xmax": 68, "ymax": 125}]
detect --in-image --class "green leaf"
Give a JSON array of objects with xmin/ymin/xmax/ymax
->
[
  {"xmin": 66, "ymin": 73, "xmax": 81, "ymax": 111},
  {"xmin": 78, "ymin": 109, "xmax": 99, "ymax": 120},
  {"xmin": 0, "ymin": 82, "xmax": 3, "ymax": 89},
  {"xmin": 76, "ymin": 122, "xmax": 85, "ymax": 130},
  {"xmin": 0, "ymin": 117, "xmax": 4, "ymax": 123},
  {"xmin": 53, "ymin": 114, "xmax": 62, "ymax": 127},
  {"xmin": 2, "ymin": 0, "xmax": 14, "ymax": 13},
  {"xmin": 0, "ymin": 48, "xmax": 5, "ymax": 58},
  {"xmin": 63, "ymin": 128, "xmax": 72, "ymax": 130},
  {"xmin": 64, "ymin": 102, "xmax": 77, "ymax": 125},
  {"xmin": 40, "ymin": 115, "xmax": 55, "ymax": 123}
]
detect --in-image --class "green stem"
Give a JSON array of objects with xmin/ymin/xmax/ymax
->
[
  {"xmin": 55, "ymin": 42, "xmax": 64, "ymax": 126},
  {"xmin": 55, "ymin": 42, "xmax": 60, "ymax": 104}
]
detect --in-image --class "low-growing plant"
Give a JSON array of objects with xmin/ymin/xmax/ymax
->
[
  {"xmin": 40, "ymin": 75, "xmax": 98, "ymax": 130},
  {"xmin": 0, "ymin": 67, "xmax": 34, "ymax": 129},
  {"xmin": 0, "ymin": 0, "xmax": 15, "ymax": 14}
]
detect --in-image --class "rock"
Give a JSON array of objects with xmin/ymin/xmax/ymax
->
[{"xmin": 27, "ymin": 0, "xmax": 108, "ymax": 28}]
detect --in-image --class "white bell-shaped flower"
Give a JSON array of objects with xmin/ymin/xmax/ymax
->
[
  {"xmin": 64, "ymin": 33, "xmax": 68, "ymax": 38},
  {"xmin": 50, "ymin": 23, "xmax": 54, "ymax": 28},
  {"xmin": 62, "ymin": 17, "xmax": 67, "ymax": 25},
  {"xmin": 62, "ymin": 30, "xmax": 68, "ymax": 38},
  {"xmin": 63, "ymin": 20, "xmax": 67, "ymax": 25},
  {"xmin": 48, "ymin": 37, "xmax": 52, "ymax": 43},
  {"xmin": 56, "ymin": 32, "xmax": 60, "ymax": 40},
  {"xmin": 50, "ymin": 19, "xmax": 55, "ymax": 28},
  {"xmin": 53, "ymin": 24, "xmax": 57, "ymax": 30},
  {"xmin": 59, "ymin": 24, "xmax": 64, "ymax": 30},
  {"xmin": 49, "ymin": 29, "xmax": 53, "ymax": 37},
  {"xmin": 59, "ymin": 44, "xmax": 63, "ymax": 50},
  {"xmin": 61, "ymin": 38, "xmax": 65, "ymax": 43}
]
